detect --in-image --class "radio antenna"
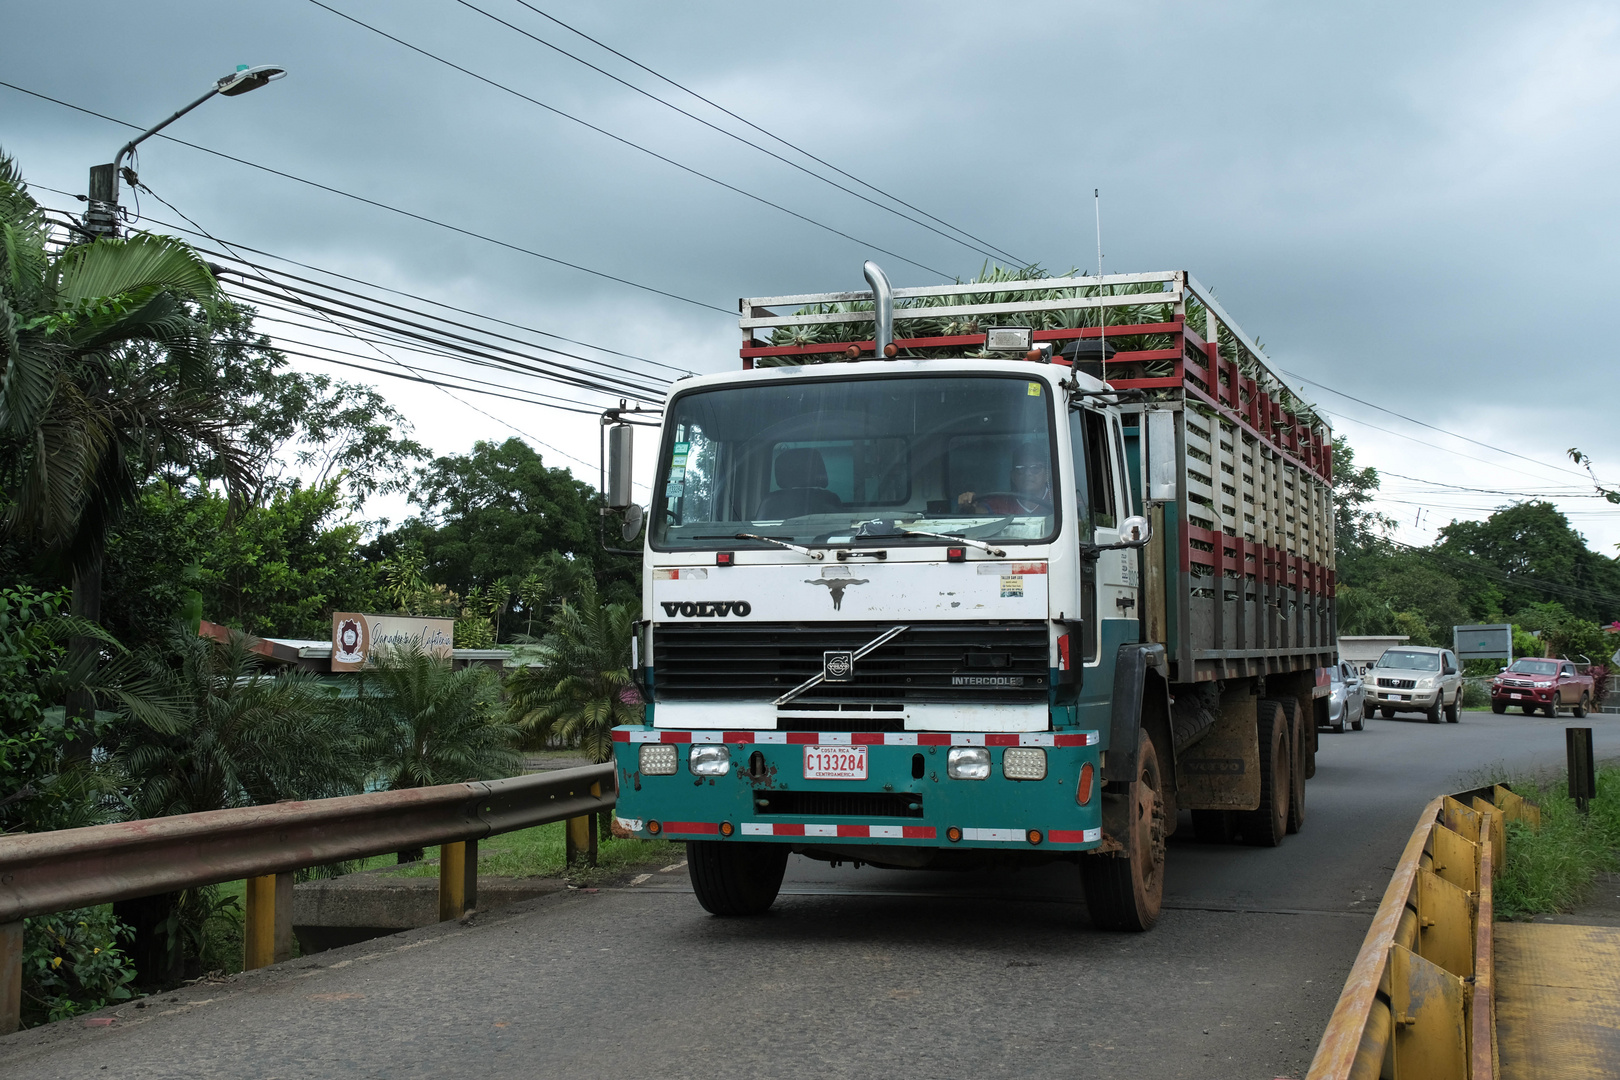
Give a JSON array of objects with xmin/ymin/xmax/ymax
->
[{"xmin": 1095, "ymin": 188, "xmax": 1106, "ymax": 382}]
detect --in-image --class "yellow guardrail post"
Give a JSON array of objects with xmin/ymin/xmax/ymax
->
[
  {"xmin": 243, "ymin": 871, "xmax": 294, "ymax": 971},
  {"xmin": 1307, "ymin": 784, "xmax": 1524, "ymax": 1080},
  {"xmin": 564, "ymin": 781, "xmax": 603, "ymax": 869},
  {"xmin": 1, "ymin": 919, "xmax": 21, "ymax": 1036},
  {"xmin": 438, "ymin": 839, "xmax": 478, "ymax": 921}
]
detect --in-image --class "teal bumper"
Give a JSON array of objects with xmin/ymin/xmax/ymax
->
[{"xmin": 610, "ymin": 727, "xmax": 1103, "ymax": 851}]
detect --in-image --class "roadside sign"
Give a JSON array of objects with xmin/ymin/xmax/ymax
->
[{"xmin": 1454, "ymin": 623, "xmax": 1513, "ymax": 662}]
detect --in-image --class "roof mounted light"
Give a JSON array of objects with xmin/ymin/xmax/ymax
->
[{"xmin": 985, "ymin": 326, "xmax": 1033, "ymax": 352}]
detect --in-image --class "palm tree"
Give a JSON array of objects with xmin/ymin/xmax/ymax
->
[
  {"xmin": 355, "ymin": 642, "xmax": 519, "ymax": 793},
  {"xmin": 506, "ymin": 577, "xmax": 641, "ymax": 764},
  {"xmin": 117, "ymin": 626, "xmax": 362, "ymax": 818},
  {"xmin": 352, "ymin": 643, "xmax": 520, "ymax": 862},
  {"xmin": 0, "ymin": 150, "xmax": 245, "ymax": 637}
]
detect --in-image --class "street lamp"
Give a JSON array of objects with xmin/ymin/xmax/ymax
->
[{"xmin": 84, "ymin": 63, "xmax": 287, "ymax": 238}]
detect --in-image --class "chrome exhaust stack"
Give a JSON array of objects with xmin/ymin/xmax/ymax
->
[{"xmin": 863, "ymin": 260, "xmax": 895, "ymax": 359}]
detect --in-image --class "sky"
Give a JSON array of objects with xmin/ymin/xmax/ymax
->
[{"xmin": 2, "ymin": 0, "xmax": 1617, "ymax": 556}]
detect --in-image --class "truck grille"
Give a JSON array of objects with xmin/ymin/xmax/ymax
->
[
  {"xmin": 1377, "ymin": 678, "xmax": 1416, "ymax": 690},
  {"xmin": 653, "ymin": 621, "xmax": 1048, "ymax": 705},
  {"xmin": 753, "ymin": 791, "xmax": 924, "ymax": 818}
]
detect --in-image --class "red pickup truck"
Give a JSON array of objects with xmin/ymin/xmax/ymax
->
[{"xmin": 1490, "ymin": 658, "xmax": 1595, "ymax": 717}]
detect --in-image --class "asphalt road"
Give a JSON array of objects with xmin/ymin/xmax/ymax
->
[{"xmin": 7, "ymin": 710, "xmax": 1618, "ymax": 1080}]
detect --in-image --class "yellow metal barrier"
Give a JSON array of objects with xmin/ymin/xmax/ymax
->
[{"xmin": 1305, "ymin": 784, "xmax": 1538, "ymax": 1080}]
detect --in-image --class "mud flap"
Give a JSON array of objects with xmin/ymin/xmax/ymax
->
[
  {"xmin": 1177, "ymin": 684, "xmax": 1262, "ymax": 811},
  {"xmin": 1103, "ymin": 642, "xmax": 1167, "ymax": 784}
]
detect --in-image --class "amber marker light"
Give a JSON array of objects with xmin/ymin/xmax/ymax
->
[
  {"xmin": 1027, "ymin": 830, "xmax": 1043, "ymax": 845},
  {"xmin": 1076, "ymin": 762, "xmax": 1095, "ymax": 806},
  {"xmin": 883, "ymin": 342, "xmax": 899, "ymax": 358},
  {"xmin": 946, "ymin": 826, "xmax": 962, "ymax": 843},
  {"xmin": 646, "ymin": 820, "xmax": 661, "ymax": 835},
  {"xmin": 719, "ymin": 821, "xmax": 735, "ymax": 837},
  {"xmin": 844, "ymin": 345, "xmax": 861, "ymax": 359}
]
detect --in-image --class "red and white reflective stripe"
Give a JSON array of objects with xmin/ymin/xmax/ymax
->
[
  {"xmin": 656, "ymin": 822, "xmax": 1103, "ymax": 844},
  {"xmin": 613, "ymin": 729, "xmax": 1099, "ymax": 747}
]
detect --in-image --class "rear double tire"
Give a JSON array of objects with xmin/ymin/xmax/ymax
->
[
  {"xmin": 1080, "ymin": 729, "xmax": 1166, "ymax": 931},
  {"xmin": 1284, "ymin": 701, "xmax": 1306, "ymax": 834},
  {"xmin": 687, "ymin": 840, "xmax": 790, "ymax": 916},
  {"xmin": 1240, "ymin": 699, "xmax": 1290, "ymax": 848}
]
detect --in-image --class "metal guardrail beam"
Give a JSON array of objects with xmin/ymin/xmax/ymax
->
[{"xmin": 0, "ymin": 764, "xmax": 615, "ymax": 925}]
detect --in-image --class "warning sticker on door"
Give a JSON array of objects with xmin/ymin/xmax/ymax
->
[{"xmin": 999, "ymin": 576, "xmax": 1024, "ymax": 598}]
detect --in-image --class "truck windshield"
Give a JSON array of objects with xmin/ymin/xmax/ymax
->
[
  {"xmin": 653, "ymin": 374, "xmax": 1059, "ymax": 550},
  {"xmin": 1505, "ymin": 659, "xmax": 1558, "ymax": 676}
]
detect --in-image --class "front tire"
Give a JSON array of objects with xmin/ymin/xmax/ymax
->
[
  {"xmin": 1545, "ymin": 701, "xmax": 1560, "ymax": 718},
  {"xmin": 1445, "ymin": 691, "xmax": 1460, "ymax": 723},
  {"xmin": 687, "ymin": 840, "xmax": 790, "ymax": 916},
  {"xmin": 1080, "ymin": 728, "xmax": 1166, "ymax": 931},
  {"xmin": 1380, "ymin": 708, "xmax": 1395, "ymax": 719},
  {"xmin": 1492, "ymin": 700, "xmax": 1507, "ymax": 715},
  {"xmin": 1522, "ymin": 705, "xmax": 1537, "ymax": 715},
  {"xmin": 1240, "ymin": 699, "xmax": 1290, "ymax": 848}
]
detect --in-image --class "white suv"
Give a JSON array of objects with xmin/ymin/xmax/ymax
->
[{"xmin": 1369, "ymin": 646, "xmax": 1464, "ymax": 724}]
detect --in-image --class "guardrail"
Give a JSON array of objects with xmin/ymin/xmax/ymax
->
[
  {"xmin": 0, "ymin": 764, "xmax": 616, "ymax": 1034},
  {"xmin": 1303, "ymin": 783, "xmax": 1539, "ymax": 1080}
]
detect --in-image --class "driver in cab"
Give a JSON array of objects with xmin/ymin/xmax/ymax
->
[{"xmin": 957, "ymin": 446, "xmax": 1052, "ymax": 515}]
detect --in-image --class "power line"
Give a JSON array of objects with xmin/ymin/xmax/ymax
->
[
  {"xmin": 452, "ymin": 0, "xmax": 1026, "ymax": 267},
  {"xmin": 1285, "ymin": 367, "xmax": 1595, "ymax": 483},
  {"xmin": 0, "ymin": 78, "xmax": 735, "ymax": 314},
  {"xmin": 510, "ymin": 0, "xmax": 1028, "ymax": 267},
  {"xmin": 305, "ymin": 0, "xmax": 954, "ymax": 278},
  {"xmin": 1379, "ymin": 471, "xmax": 1608, "ymax": 499}
]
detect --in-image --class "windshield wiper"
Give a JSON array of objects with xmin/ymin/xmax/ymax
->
[
  {"xmin": 896, "ymin": 528, "xmax": 1007, "ymax": 557},
  {"xmin": 734, "ymin": 533, "xmax": 825, "ymax": 560}
]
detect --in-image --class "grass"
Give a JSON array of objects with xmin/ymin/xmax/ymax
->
[
  {"xmin": 1476, "ymin": 763, "xmax": 1620, "ymax": 920},
  {"xmin": 383, "ymin": 821, "xmax": 669, "ymax": 885}
]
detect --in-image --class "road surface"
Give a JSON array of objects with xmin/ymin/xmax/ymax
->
[{"xmin": 6, "ymin": 711, "xmax": 1616, "ymax": 1079}]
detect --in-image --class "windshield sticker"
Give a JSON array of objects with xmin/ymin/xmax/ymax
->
[
  {"xmin": 1027, "ymin": 382, "xmax": 1042, "ymax": 397},
  {"xmin": 999, "ymin": 576, "xmax": 1024, "ymax": 598}
]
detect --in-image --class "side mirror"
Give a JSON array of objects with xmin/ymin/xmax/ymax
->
[
  {"xmin": 1144, "ymin": 409, "xmax": 1176, "ymax": 502},
  {"xmin": 621, "ymin": 503, "xmax": 645, "ymax": 542},
  {"xmin": 606, "ymin": 423, "xmax": 633, "ymax": 509},
  {"xmin": 1120, "ymin": 514, "xmax": 1152, "ymax": 546}
]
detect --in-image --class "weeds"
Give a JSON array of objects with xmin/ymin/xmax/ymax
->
[
  {"xmin": 384, "ymin": 821, "xmax": 667, "ymax": 884},
  {"xmin": 1489, "ymin": 764, "xmax": 1620, "ymax": 919}
]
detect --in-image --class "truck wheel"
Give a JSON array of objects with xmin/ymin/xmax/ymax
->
[
  {"xmin": 1445, "ymin": 691, "xmax": 1460, "ymax": 723},
  {"xmin": 1522, "ymin": 705, "xmax": 1536, "ymax": 715},
  {"xmin": 1491, "ymin": 701, "xmax": 1507, "ymax": 715},
  {"xmin": 1240, "ymin": 700, "xmax": 1290, "ymax": 848},
  {"xmin": 1285, "ymin": 702, "xmax": 1306, "ymax": 834},
  {"xmin": 1574, "ymin": 694, "xmax": 1590, "ymax": 718},
  {"xmin": 1545, "ymin": 701, "xmax": 1559, "ymax": 718},
  {"xmin": 1191, "ymin": 809, "xmax": 1234, "ymax": 844},
  {"xmin": 1380, "ymin": 708, "xmax": 1395, "ymax": 719},
  {"xmin": 686, "ymin": 841, "xmax": 789, "ymax": 916},
  {"xmin": 1080, "ymin": 729, "xmax": 1165, "ymax": 931}
]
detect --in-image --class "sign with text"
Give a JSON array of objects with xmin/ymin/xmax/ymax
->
[
  {"xmin": 1454, "ymin": 623, "xmax": 1513, "ymax": 662},
  {"xmin": 331, "ymin": 613, "xmax": 455, "ymax": 671}
]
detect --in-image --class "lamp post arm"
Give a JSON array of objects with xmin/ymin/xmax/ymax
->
[{"xmin": 113, "ymin": 85, "xmax": 222, "ymax": 174}]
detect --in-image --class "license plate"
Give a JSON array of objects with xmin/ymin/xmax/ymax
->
[
  {"xmin": 804, "ymin": 745, "xmax": 867, "ymax": 780},
  {"xmin": 1511, "ymin": 693, "xmax": 1524, "ymax": 699}
]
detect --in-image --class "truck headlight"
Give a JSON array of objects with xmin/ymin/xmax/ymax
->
[
  {"xmin": 1002, "ymin": 747, "xmax": 1047, "ymax": 781},
  {"xmin": 639, "ymin": 744, "xmax": 678, "ymax": 775},
  {"xmin": 689, "ymin": 745, "xmax": 731, "ymax": 776},
  {"xmin": 1416, "ymin": 677, "xmax": 1435, "ymax": 688},
  {"xmin": 947, "ymin": 746, "xmax": 991, "ymax": 780}
]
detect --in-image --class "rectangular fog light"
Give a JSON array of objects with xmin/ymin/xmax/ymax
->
[
  {"xmin": 947, "ymin": 746, "xmax": 991, "ymax": 780},
  {"xmin": 689, "ymin": 744, "xmax": 731, "ymax": 776},
  {"xmin": 639, "ymin": 744, "xmax": 678, "ymax": 775},
  {"xmin": 1002, "ymin": 746, "xmax": 1047, "ymax": 781}
]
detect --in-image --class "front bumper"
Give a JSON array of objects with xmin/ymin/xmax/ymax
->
[
  {"xmin": 1369, "ymin": 688, "xmax": 1439, "ymax": 708},
  {"xmin": 1492, "ymin": 686, "xmax": 1555, "ymax": 705},
  {"xmin": 611, "ymin": 727, "xmax": 1103, "ymax": 851}
]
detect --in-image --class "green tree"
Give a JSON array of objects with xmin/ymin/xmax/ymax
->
[
  {"xmin": 1331, "ymin": 435, "xmax": 1394, "ymax": 558},
  {"xmin": 355, "ymin": 643, "xmax": 519, "ymax": 793},
  {"xmin": 372, "ymin": 438, "xmax": 638, "ymax": 619},
  {"xmin": 1435, "ymin": 502, "xmax": 1620, "ymax": 622},
  {"xmin": 506, "ymin": 577, "xmax": 641, "ymax": 763},
  {"xmin": 0, "ymin": 153, "xmax": 245, "ymax": 625}
]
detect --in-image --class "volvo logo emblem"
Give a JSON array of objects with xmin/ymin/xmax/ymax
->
[
  {"xmin": 823, "ymin": 650, "xmax": 855, "ymax": 682},
  {"xmin": 659, "ymin": 601, "xmax": 752, "ymax": 617}
]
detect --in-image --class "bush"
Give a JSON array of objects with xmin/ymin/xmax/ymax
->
[
  {"xmin": 1461, "ymin": 679, "xmax": 1492, "ymax": 709},
  {"xmin": 1494, "ymin": 765, "xmax": 1620, "ymax": 919},
  {"xmin": 22, "ymin": 907, "xmax": 137, "ymax": 1026}
]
